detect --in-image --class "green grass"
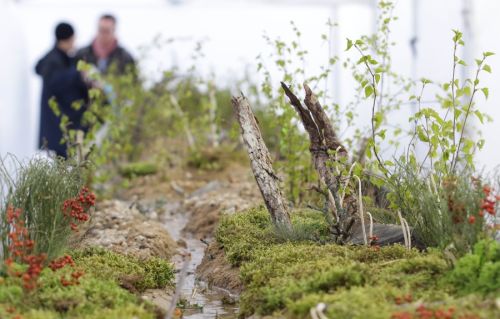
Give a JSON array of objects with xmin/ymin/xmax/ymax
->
[
  {"xmin": 216, "ymin": 207, "xmax": 500, "ymax": 318},
  {"xmin": 0, "ymin": 247, "xmax": 174, "ymax": 319},
  {"xmin": 1, "ymin": 157, "xmax": 85, "ymax": 260}
]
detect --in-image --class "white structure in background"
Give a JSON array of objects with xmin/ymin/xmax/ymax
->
[
  {"xmin": 2, "ymin": 0, "xmax": 498, "ymax": 171},
  {"xmin": 0, "ymin": 0, "xmax": 31, "ymax": 159}
]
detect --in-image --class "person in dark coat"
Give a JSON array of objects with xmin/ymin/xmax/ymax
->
[
  {"xmin": 75, "ymin": 14, "xmax": 135, "ymax": 75},
  {"xmin": 35, "ymin": 22, "xmax": 89, "ymax": 158}
]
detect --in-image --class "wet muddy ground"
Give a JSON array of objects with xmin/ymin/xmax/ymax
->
[{"xmin": 162, "ymin": 202, "xmax": 239, "ymax": 319}]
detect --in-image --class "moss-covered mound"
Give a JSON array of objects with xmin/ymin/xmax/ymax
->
[
  {"xmin": 0, "ymin": 248, "xmax": 174, "ymax": 319},
  {"xmin": 119, "ymin": 162, "xmax": 158, "ymax": 178},
  {"xmin": 216, "ymin": 207, "xmax": 499, "ymax": 318}
]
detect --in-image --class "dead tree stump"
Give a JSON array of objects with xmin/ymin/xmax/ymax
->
[
  {"xmin": 231, "ymin": 95, "xmax": 292, "ymax": 230},
  {"xmin": 281, "ymin": 82, "xmax": 357, "ymax": 242}
]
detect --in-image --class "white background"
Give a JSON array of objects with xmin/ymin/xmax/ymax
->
[{"xmin": 0, "ymin": 0, "xmax": 499, "ymax": 171}]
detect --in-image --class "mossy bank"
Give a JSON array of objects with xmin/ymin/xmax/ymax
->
[
  {"xmin": 0, "ymin": 247, "xmax": 174, "ymax": 319},
  {"xmin": 214, "ymin": 207, "xmax": 500, "ymax": 318}
]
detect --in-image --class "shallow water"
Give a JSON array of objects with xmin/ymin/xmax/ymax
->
[{"xmin": 162, "ymin": 203, "xmax": 239, "ymax": 319}]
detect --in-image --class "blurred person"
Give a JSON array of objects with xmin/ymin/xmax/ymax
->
[
  {"xmin": 35, "ymin": 22, "xmax": 89, "ymax": 158},
  {"xmin": 76, "ymin": 14, "xmax": 135, "ymax": 75}
]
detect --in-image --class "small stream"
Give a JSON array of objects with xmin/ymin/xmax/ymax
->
[{"xmin": 162, "ymin": 202, "xmax": 239, "ymax": 319}]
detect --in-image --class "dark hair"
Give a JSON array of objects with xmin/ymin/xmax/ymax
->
[
  {"xmin": 55, "ymin": 22, "xmax": 74, "ymax": 41},
  {"xmin": 100, "ymin": 14, "xmax": 117, "ymax": 24}
]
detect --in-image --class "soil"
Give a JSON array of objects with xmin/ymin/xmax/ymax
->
[
  {"xmin": 75, "ymin": 158, "xmax": 262, "ymax": 319},
  {"xmin": 75, "ymin": 160, "xmax": 260, "ymax": 317},
  {"xmin": 73, "ymin": 199, "xmax": 177, "ymax": 260},
  {"xmin": 196, "ymin": 242, "xmax": 243, "ymax": 294}
]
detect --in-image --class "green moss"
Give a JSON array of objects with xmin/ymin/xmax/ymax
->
[
  {"xmin": 216, "ymin": 206, "xmax": 275, "ymax": 265},
  {"xmin": 71, "ymin": 246, "xmax": 174, "ymax": 291},
  {"xmin": 216, "ymin": 207, "xmax": 499, "ymax": 318},
  {"xmin": 216, "ymin": 206, "xmax": 331, "ymax": 266},
  {"xmin": 119, "ymin": 162, "xmax": 158, "ymax": 178},
  {"xmin": 288, "ymin": 286, "xmax": 401, "ymax": 319},
  {"xmin": 19, "ymin": 304, "xmax": 154, "ymax": 319},
  {"xmin": 448, "ymin": 239, "xmax": 500, "ymax": 295},
  {"xmin": 186, "ymin": 146, "xmax": 249, "ymax": 171},
  {"xmin": 0, "ymin": 247, "xmax": 173, "ymax": 318},
  {"xmin": 141, "ymin": 257, "xmax": 176, "ymax": 289},
  {"xmin": 36, "ymin": 270, "xmax": 142, "ymax": 314}
]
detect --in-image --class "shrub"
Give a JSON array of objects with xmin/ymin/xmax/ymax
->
[
  {"xmin": 388, "ymin": 166, "xmax": 491, "ymax": 256},
  {"xmin": 0, "ymin": 157, "xmax": 86, "ymax": 260}
]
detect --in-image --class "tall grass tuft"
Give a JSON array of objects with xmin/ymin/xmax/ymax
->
[
  {"xmin": 1, "ymin": 155, "xmax": 85, "ymax": 260},
  {"xmin": 388, "ymin": 164, "xmax": 487, "ymax": 256}
]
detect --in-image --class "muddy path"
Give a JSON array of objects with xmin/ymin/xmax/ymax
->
[
  {"xmin": 130, "ymin": 164, "xmax": 261, "ymax": 318},
  {"xmin": 163, "ymin": 203, "xmax": 239, "ymax": 318}
]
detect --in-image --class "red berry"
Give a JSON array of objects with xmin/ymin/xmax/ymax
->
[{"xmin": 468, "ymin": 215, "xmax": 476, "ymax": 224}]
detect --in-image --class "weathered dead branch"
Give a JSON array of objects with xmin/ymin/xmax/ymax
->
[
  {"xmin": 231, "ymin": 94, "xmax": 292, "ymax": 230},
  {"xmin": 281, "ymin": 82, "xmax": 356, "ymax": 242}
]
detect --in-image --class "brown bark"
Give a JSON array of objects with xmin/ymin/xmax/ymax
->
[
  {"xmin": 231, "ymin": 95, "xmax": 292, "ymax": 230},
  {"xmin": 281, "ymin": 82, "xmax": 356, "ymax": 241}
]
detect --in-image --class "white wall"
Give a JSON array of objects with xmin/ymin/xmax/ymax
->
[{"xmin": 1, "ymin": 0, "xmax": 499, "ymax": 170}]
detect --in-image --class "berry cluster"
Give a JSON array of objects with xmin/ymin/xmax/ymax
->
[
  {"xmin": 62, "ymin": 186, "xmax": 95, "ymax": 232},
  {"xmin": 60, "ymin": 270, "xmax": 85, "ymax": 287},
  {"xmin": 5, "ymin": 206, "xmax": 47, "ymax": 291},
  {"xmin": 49, "ymin": 255, "xmax": 84, "ymax": 286},
  {"xmin": 468, "ymin": 184, "xmax": 499, "ymax": 225},
  {"xmin": 49, "ymin": 255, "xmax": 75, "ymax": 271},
  {"xmin": 479, "ymin": 185, "xmax": 499, "ymax": 217},
  {"xmin": 5, "ymin": 306, "xmax": 22, "ymax": 319},
  {"xmin": 391, "ymin": 305, "xmax": 481, "ymax": 319},
  {"xmin": 394, "ymin": 294, "xmax": 413, "ymax": 305},
  {"xmin": 369, "ymin": 235, "xmax": 380, "ymax": 250}
]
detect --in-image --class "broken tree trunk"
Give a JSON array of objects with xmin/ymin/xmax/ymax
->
[
  {"xmin": 281, "ymin": 82, "xmax": 357, "ymax": 242},
  {"xmin": 231, "ymin": 95, "xmax": 292, "ymax": 230}
]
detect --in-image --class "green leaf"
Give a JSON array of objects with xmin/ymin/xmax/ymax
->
[
  {"xmin": 463, "ymin": 86, "xmax": 471, "ymax": 97},
  {"xmin": 365, "ymin": 85, "xmax": 374, "ymax": 98},
  {"xmin": 346, "ymin": 38, "xmax": 353, "ymax": 51},
  {"xmin": 375, "ymin": 74, "xmax": 381, "ymax": 84},
  {"xmin": 477, "ymin": 139, "xmax": 485, "ymax": 150},
  {"xmin": 483, "ymin": 64, "xmax": 492, "ymax": 73},
  {"xmin": 373, "ymin": 112, "xmax": 383, "ymax": 128},
  {"xmin": 481, "ymin": 87, "xmax": 489, "ymax": 99},
  {"xmin": 48, "ymin": 97, "xmax": 61, "ymax": 117},
  {"xmin": 474, "ymin": 110, "xmax": 484, "ymax": 124},
  {"xmin": 417, "ymin": 126, "xmax": 428, "ymax": 142},
  {"xmin": 483, "ymin": 51, "xmax": 495, "ymax": 57},
  {"xmin": 378, "ymin": 129, "xmax": 386, "ymax": 139}
]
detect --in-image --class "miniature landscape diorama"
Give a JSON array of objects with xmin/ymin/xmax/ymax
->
[{"xmin": 0, "ymin": 1, "xmax": 499, "ymax": 318}]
